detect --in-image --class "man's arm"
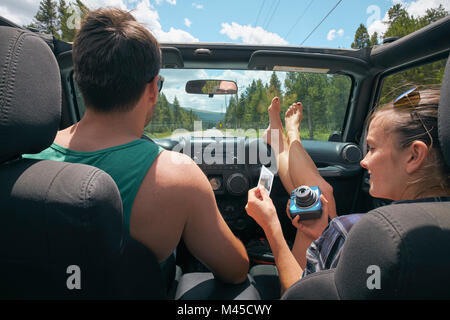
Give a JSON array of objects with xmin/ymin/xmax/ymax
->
[
  {"xmin": 179, "ymin": 154, "xmax": 249, "ymax": 284},
  {"xmin": 131, "ymin": 151, "xmax": 249, "ymax": 284}
]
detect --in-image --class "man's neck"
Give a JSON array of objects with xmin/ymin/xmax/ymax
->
[{"xmin": 56, "ymin": 107, "xmax": 145, "ymax": 151}]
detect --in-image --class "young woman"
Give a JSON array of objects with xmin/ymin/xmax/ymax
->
[{"xmin": 247, "ymin": 89, "xmax": 450, "ymax": 294}]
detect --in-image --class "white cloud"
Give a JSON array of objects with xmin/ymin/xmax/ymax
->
[
  {"xmin": 367, "ymin": 0, "xmax": 450, "ymax": 37},
  {"xmin": 0, "ymin": 0, "xmax": 197, "ymax": 42},
  {"xmin": 0, "ymin": 5, "xmax": 28, "ymax": 26},
  {"xmin": 220, "ymin": 22, "xmax": 288, "ymax": 45},
  {"xmin": 83, "ymin": 0, "xmax": 197, "ymax": 42},
  {"xmin": 184, "ymin": 18, "xmax": 192, "ymax": 28},
  {"xmin": 0, "ymin": 0, "xmax": 40, "ymax": 26},
  {"xmin": 128, "ymin": 0, "xmax": 199, "ymax": 42},
  {"xmin": 403, "ymin": 0, "xmax": 450, "ymax": 17},
  {"xmin": 327, "ymin": 28, "xmax": 344, "ymax": 41},
  {"xmin": 83, "ymin": 0, "xmax": 128, "ymax": 10},
  {"xmin": 327, "ymin": 30, "xmax": 336, "ymax": 41},
  {"xmin": 192, "ymin": 3, "xmax": 204, "ymax": 9},
  {"xmin": 367, "ymin": 13, "xmax": 389, "ymax": 37}
]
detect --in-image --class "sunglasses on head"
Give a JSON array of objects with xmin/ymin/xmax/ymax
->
[
  {"xmin": 393, "ymin": 87, "xmax": 420, "ymax": 108},
  {"xmin": 148, "ymin": 75, "xmax": 164, "ymax": 93},
  {"xmin": 393, "ymin": 87, "xmax": 434, "ymax": 146},
  {"xmin": 157, "ymin": 76, "xmax": 164, "ymax": 93}
]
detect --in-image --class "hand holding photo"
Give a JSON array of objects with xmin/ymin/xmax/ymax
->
[{"xmin": 258, "ymin": 165, "xmax": 274, "ymax": 195}]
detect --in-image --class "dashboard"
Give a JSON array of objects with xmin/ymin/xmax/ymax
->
[{"xmin": 153, "ymin": 136, "xmax": 363, "ymax": 240}]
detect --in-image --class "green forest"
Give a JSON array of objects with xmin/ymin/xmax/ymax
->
[
  {"xmin": 222, "ymin": 72, "xmax": 351, "ymax": 140},
  {"xmin": 144, "ymin": 95, "xmax": 201, "ymax": 137},
  {"xmin": 29, "ymin": 1, "xmax": 448, "ymax": 140},
  {"xmin": 26, "ymin": 0, "xmax": 88, "ymax": 42}
]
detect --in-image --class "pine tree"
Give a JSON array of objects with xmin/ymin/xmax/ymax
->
[
  {"xmin": 59, "ymin": 0, "xmax": 75, "ymax": 42},
  {"xmin": 59, "ymin": 0, "xmax": 89, "ymax": 42},
  {"xmin": 384, "ymin": 4, "xmax": 419, "ymax": 39},
  {"xmin": 379, "ymin": 3, "xmax": 448, "ymax": 104},
  {"xmin": 386, "ymin": 4, "xmax": 406, "ymax": 24},
  {"xmin": 33, "ymin": 0, "xmax": 59, "ymax": 38},
  {"xmin": 351, "ymin": 24, "xmax": 370, "ymax": 49},
  {"xmin": 369, "ymin": 32, "xmax": 379, "ymax": 47},
  {"xmin": 74, "ymin": 0, "xmax": 89, "ymax": 16},
  {"xmin": 419, "ymin": 5, "xmax": 448, "ymax": 26}
]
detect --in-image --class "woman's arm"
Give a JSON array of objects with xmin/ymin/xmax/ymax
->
[
  {"xmin": 246, "ymin": 188, "xmax": 340, "ymax": 293},
  {"xmin": 245, "ymin": 187, "xmax": 303, "ymax": 294}
]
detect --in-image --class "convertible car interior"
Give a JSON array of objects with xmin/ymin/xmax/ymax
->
[{"xmin": 0, "ymin": 13, "xmax": 449, "ymax": 299}]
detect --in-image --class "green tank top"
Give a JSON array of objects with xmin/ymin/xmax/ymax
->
[{"xmin": 23, "ymin": 139, "xmax": 164, "ymax": 232}]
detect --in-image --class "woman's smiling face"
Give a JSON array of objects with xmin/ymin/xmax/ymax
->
[{"xmin": 360, "ymin": 112, "xmax": 410, "ymax": 201}]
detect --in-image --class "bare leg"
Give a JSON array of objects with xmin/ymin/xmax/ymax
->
[
  {"xmin": 263, "ymin": 97, "xmax": 295, "ymax": 194},
  {"xmin": 263, "ymin": 97, "xmax": 285, "ymax": 151},
  {"xmin": 284, "ymin": 103, "xmax": 338, "ymax": 270},
  {"xmin": 285, "ymin": 102, "xmax": 337, "ymax": 218}
]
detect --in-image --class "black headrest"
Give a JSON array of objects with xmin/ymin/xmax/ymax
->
[
  {"xmin": 439, "ymin": 57, "xmax": 450, "ymax": 166},
  {"xmin": 282, "ymin": 201, "xmax": 450, "ymax": 299},
  {"xmin": 0, "ymin": 27, "xmax": 61, "ymax": 164}
]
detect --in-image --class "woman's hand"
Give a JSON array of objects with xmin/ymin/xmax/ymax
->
[
  {"xmin": 247, "ymin": 187, "xmax": 304, "ymax": 294},
  {"xmin": 286, "ymin": 194, "xmax": 332, "ymax": 241},
  {"xmin": 245, "ymin": 187, "xmax": 280, "ymax": 233}
]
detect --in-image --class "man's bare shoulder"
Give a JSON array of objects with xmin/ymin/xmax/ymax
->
[
  {"xmin": 130, "ymin": 150, "xmax": 212, "ymax": 261},
  {"xmin": 145, "ymin": 150, "xmax": 208, "ymax": 190}
]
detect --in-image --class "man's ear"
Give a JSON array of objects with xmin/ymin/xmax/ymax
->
[{"xmin": 405, "ymin": 141, "xmax": 429, "ymax": 174}]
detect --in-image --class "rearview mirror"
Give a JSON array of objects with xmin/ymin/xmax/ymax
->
[{"xmin": 185, "ymin": 80, "xmax": 238, "ymax": 97}]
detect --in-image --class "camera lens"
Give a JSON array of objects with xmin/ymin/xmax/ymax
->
[{"xmin": 294, "ymin": 186, "xmax": 318, "ymax": 208}]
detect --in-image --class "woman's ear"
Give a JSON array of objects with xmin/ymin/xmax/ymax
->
[{"xmin": 405, "ymin": 141, "xmax": 429, "ymax": 174}]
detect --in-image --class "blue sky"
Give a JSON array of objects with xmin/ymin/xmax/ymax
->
[
  {"xmin": 1, "ymin": 0, "xmax": 449, "ymax": 48},
  {"xmin": 1, "ymin": 0, "xmax": 447, "ymax": 114},
  {"xmin": 147, "ymin": 0, "xmax": 393, "ymax": 47}
]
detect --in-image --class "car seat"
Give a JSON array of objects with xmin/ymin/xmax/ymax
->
[{"xmin": 0, "ymin": 26, "xmax": 166, "ymax": 299}]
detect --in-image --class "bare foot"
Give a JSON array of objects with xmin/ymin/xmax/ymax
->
[
  {"xmin": 285, "ymin": 102, "xmax": 303, "ymax": 144},
  {"xmin": 263, "ymin": 97, "xmax": 287, "ymax": 154}
]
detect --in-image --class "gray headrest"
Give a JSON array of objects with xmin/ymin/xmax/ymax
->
[
  {"xmin": 282, "ymin": 201, "xmax": 450, "ymax": 299},
  {"xmin": 336, "ymin": 202, "xmax": 450, "ymax": 299},
  {"xmin": 0, "ymin": 27, "xmax": 61, "ymax": 164},
  {"xmin": 439, "ymin": 57, "xmax": 450, "ymax": 166}
]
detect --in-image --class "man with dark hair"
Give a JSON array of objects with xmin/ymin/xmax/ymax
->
[{"xmin": 24, "ymin": 7, "xmax": 249, "ymax": 285}]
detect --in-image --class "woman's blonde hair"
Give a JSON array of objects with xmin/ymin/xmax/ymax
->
[{"xmin": 367, "ymin": 88, "xmax": 449, "ymax": 197}]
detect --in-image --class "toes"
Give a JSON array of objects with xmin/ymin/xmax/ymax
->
[
  {"xmin": 286, "ymin": 105, "xmax": 295, "ymax": 117},
  {"xmin": 268, "ymin": 97, "xmax": 280, "ymax": 112},
  {"xmin": 269, "ymin": 97, "xmax": 280, "ymax": 111}
]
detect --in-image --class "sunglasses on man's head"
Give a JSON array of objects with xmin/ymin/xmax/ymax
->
[
  {"xmin": 157, "ymin": 76, "xmax": 164, "ymax": 93},
  {"xmin": 148, "ymin": 75, "xmax": 164, "ymax": 92}
]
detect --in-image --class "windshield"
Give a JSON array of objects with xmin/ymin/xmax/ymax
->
[{"xmin": 145, "ymin": 69, "xmax": 351, "ymax": 141}]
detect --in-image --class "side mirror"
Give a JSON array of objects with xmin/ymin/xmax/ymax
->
[{"xmin": 185, "ymin": 80, "xmax": 238, "ymax": 97}]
